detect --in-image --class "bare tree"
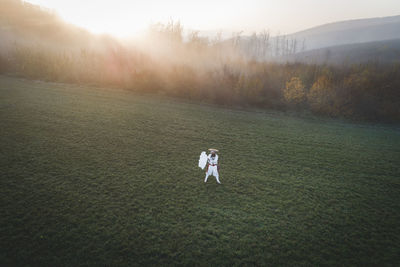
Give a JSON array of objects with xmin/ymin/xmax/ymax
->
[
  {"xmin": 248, "ymin": 32, "xmax": 259, "ymax": 59},
  {"xmin": 291, "ymin": 38, "xmax": 297, "ymax": 54},
  {"xmin": 274, "ymin": 33, "xmax": 281, "ymax": 57},
  {"xmin": 232, "ymin": 31, "xmax": 243, "ymax": 49},
  {"xmin": 301, "ymin": 38, "xmax": 306, "ymax": 52},
  {"xmin": 259, "ymin": 29, "xmax": 270, "ymax": 59}
]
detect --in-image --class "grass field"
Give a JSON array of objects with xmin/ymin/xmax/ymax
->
[{"xmin": 1, "ymin": 75, "xmax": 399, "ymax": 266}]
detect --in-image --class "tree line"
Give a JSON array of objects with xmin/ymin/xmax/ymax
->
[{"xmin": 0, "ymin": 19, "xmax": 399, "ymax": 122}]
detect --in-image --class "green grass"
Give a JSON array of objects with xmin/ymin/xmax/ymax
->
[{"xmin": 1, "ymin": 75, "xmax": 399, "ymax": 266}]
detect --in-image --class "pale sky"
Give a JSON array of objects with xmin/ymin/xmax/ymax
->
[{"xmin": 26, "ymin": 0, "xmax": 400, "ymax": 37}]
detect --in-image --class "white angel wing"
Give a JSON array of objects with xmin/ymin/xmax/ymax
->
[{"xmin": 198, "ymin": 151, "xmax": 207, "ymax": 170}]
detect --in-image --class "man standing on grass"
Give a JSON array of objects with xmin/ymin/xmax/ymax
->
[{"xmin": 204, "ymin": 149, "xmax": 221, "ymax": 184}]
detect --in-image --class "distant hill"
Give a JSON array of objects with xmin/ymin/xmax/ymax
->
[
  {"xmin": 2, "ymin": 0, "xmax": 400, "ymax": 67},
  {"xmin": 282, "ymin": 38, "xmax": 400, "ymax": 65},
  {"xmin": 228, "ymin": 15, "xmax": 400, "ymax": 63},
  {"xmin": 288, "ymin": 15, "xmax": 400, "ymax": 51}
]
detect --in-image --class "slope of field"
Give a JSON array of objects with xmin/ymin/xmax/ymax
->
[{"xmin": 1, "ymin": 76, "xmax": 399, "ymax": 266}]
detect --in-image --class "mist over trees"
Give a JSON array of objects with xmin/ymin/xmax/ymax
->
[{"xmin": 1, "ymin": 0, "xmax": 399, "ymax": 121}]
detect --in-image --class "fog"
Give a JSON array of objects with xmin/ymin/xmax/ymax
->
[{"xmin": 1, "ymin": 0, "xmax": 400, "ymax": 121}]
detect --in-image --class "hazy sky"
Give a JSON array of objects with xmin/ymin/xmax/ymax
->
[{"xmin": 26, "ymin": 0, "xmax": 400, "ymax": 37}]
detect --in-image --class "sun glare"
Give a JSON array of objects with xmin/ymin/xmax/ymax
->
[
  {"xmin": 64, "ymin": 12, "xmax": 150, "ymax": 38},
  {"xmin": 24, "ymin": 0, "xmax": 263, "ymax": 38},
  {"xmin": 25, "ymin": 0, "xmax": 230, "ymax": 38},
  {"xmin": 24, "ymin": 0, "xmax": 400, "ymax": 38}
]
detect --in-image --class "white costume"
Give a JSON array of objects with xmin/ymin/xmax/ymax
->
[{"xmin": 204, "ymin": 153, "xmax": 221, "ymax": 184}]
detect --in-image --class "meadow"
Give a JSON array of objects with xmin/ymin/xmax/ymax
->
[{"xmin": 1, "ymin": 75, "xmax": 399, "ymax": 266}]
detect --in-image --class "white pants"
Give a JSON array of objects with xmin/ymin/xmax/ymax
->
[{"xmin": 204, "ymin": 165, "xmax": 221, "ymax": 183}]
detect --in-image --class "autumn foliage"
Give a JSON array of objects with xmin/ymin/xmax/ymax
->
[{"xmin": 1, "ymin": 1, "xmax": 399, "ymax": 122}]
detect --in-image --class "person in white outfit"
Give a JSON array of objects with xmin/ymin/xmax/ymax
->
[{"xmin": 204, "ymin": 149, "xmax": 221, "ymax": 184}]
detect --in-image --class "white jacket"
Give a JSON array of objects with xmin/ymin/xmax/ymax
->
[{"xmin": 207, "ymin": 154, "xmax": 218, "ymax": 165}]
